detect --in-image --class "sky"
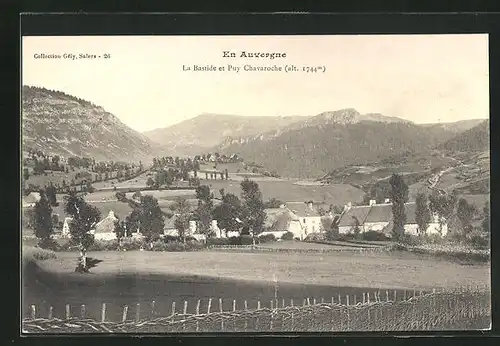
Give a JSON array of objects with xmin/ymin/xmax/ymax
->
[{"xmin": 22, "ymin": 34, "xmax": 489, "ymax": 133}]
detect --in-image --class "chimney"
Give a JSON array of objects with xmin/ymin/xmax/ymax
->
[
  {"xmin": 369, "ymin": 199, "xmax": 376, "ymax": 206},
  {"xmin": 384, "ymin": 198, "xmax": 391, "ymax": 204},
  {"xmin": 307, "ymin": 201, "xmax": 313, "ymax": 211}
]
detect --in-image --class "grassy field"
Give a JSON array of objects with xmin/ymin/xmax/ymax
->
[
  {"xmin": 204, "ymin": 180, "xmax": 364, "ymax": 204},
  {"xmin": 33, "ymin": 249, "xmax": 489, "ymax": 291},
  {"xmin": 22, "ymin": 247, "xmax": 490, "ymax": 321}
]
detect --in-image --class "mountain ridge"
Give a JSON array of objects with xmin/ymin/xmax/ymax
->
[{"xmin": 22, "ymin": 85, "xmax": 154, "ymax": 161}]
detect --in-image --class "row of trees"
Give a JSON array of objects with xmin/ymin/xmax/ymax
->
[
  {"xmin": 390, "ymin": 173, "xmax": 489, "ymax": 242},
  {"xmin": 113, "ymin": 178, "xmax": 267, "ymax": 244}
]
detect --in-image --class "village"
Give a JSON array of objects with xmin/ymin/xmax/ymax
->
[{"xmin": 22, "ymin": 150, "xmax": 454, "ymax": 247}]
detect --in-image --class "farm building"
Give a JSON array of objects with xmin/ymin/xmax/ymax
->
[
  {"xmin": 93, "ymin": 210, "xmax": 118, "ymax": 241},
  {"xmin": 337, "ymin": 200, "xmax": 448, "ymax": 237},
  {"xmin": 22, "ymin": 192, "xmax": 41, "ymax": 208},
  {"xmin": 264, "ymin": 201, "xmax": 322, "ymax": 240}
]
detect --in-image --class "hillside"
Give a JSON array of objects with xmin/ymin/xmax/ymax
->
[
  {"xmin": 439, "ymin": 120, "xmax": 489, "ymax": 152},
  {"xmin": 420, "ymin": 119, "xmax": 486, "ymax": 135},
  {"xmin": 218, "ymin": 109, "xmax": 457, "ymax": 178},
  {"xmin": 142, "ymin": 113, "xmax": 307, "ymax": 155},
  {"xmin": 22, "ymin": 86, "xmax": 154, "ymax": 161}
]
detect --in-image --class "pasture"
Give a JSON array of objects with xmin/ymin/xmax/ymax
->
[
  {"xmin": 204, "ymin": 180, "xmax": 364, "ymax": 204},
  {"xmin": 23, "ymin": 248, "xmax": 489, "ymax": 322}
]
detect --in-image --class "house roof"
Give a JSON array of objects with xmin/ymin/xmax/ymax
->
[
  {"xmin": 339, "ymin": 202, "xmax": 419, "ymax": 227},
  {"xmin": 364, "ymin": 204, "xmax": 392, "ymax": 223},
  {"xmin": 337, "ymin": 206, "xmax": 370, "ymax": 227},
  {"xmin": 286, "ymin": 202, "xmax": 321, "ymax": 218},
  {"xmin": 264, "ymin": 208, "xmax": 292, "ymax": 231},
  {"xmin": 24, "ymin": 192, "xmax": 41, "ymax": 204}
]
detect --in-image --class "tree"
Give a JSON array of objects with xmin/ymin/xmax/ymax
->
[
  {"xmin": 132, "ymin": 191, "xmax": 142, "ymax": 200},
  {"xmin": 23, "ymin": 167, "xmax": 30, "ymax": 180},
  {"xmin": 225, "ymin": 169, "xmax": 229, "ymax": 180},
  {"xmin": 240, "ymin": 179, "xmax": 267, "ymax": 244},
  {"xmin": 113, "ymin": 218, "xmax": 129, "ymax": 243},
  {"xmin": 33, "ymin": 191, "xmax": 55, "ymax": 248},
  {"xmin": 389, "ymin": 174, "xmax": 408, "ymax": 241},
  {"xmin": 146, "ymin": 177, "xmax": 155, "ymax": 188},
  {"xmin": 482, "ymin": 201, "xmax": 490, "ymax": 233},
  {"xmin": 45, "ymin": 183, "xmax": 58, "ymax": 206},
  {"xmin": 350, "ymin": 216, "xmax": 362, "ymax": 238},
  {"xmin": 137, "ymin": 195, "xmax": 165, "ymax": 243},
  {"xmin": 264, "ymin": 198, "xmax": 283, "ymax": 209},
  {"xmin": 115, "ymin": 191, "xmax": 127, "ymax": 202},
  {"xmin": 415, "ymin": 192, "xmax": 431, "ymax": 236},
  {"xmin": 170, "ymin": 198, "xmax": 191, "ymax": 242},
  {"xmin": 429, "ymin": 191, "xmax": 457, "ymax": 234},
  {"xmin": 64, "ymin": 191, "xmax": 101, "ymax": 273},
  {"xmin": 325, "ymin": 215, "xmax": 340, "ymax": 241},
  {"xmin": 194, "ymin": 185, "xmax": 214, "ymax": 237},
  {"xmin": 213, "ymin": 193, "xmax": 243, "ymax": 236},
  {"xmin": 456, "ymin": 198, "xmax": 477, "ymax": 237}
]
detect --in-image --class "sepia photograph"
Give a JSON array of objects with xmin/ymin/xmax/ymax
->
[{"xmin": 21, "ymin": 34, "xmax": 491, "ymax": 334}]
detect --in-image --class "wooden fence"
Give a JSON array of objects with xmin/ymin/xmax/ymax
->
[{"xmin": 22, "ymin": 286, "xmax": 490, "ymax": 333}]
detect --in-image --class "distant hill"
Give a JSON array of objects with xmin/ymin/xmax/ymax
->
[
  {"xmin": 142, "ymin": 113, "xmax": 307, "ymax": 155},
  {"xmin": 217, "ymin": 109, "xmax": 458, "ymax": 178},
  {"xmin": 22, "ymin": 86, "xmax": 155, "ymax": 161},
  {"xmin": 439, "ymin": 120, "xmax": 489, "ymax": 152},
  {"xmin": 421, "ymin": 119, "xmax": 487, "ymax": 135}
]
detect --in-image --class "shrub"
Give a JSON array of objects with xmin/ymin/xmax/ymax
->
[
  {"xmin": 206, "ymin": 237, "xmax": 230, "ymax": 246},
  {"xmin": 150, "ymin": 240, "xmax": 205, "ymax": 252},
  {"xmin": 120, "ymin": 237, "xmax": 146, "ymax": 251},
  {"xmin": 258, "ymin": 234, "xmax": 276, "ymax": 243},
  {"xmin": 399, "ymin": 234, "xmax": 424, "ymax": 246},
  {"xmin": 228, "ymin": 235, "xmax": 253, "ymax": 245},
  {"xmin": 465, "ymin": 230, "xmax": 490, "ymax": 250},
  {"xmin": 88, "ymin": 239, "xmax": 119, "ymax": 251},
  {"xmin": 304, "ymin": 233, "xmax": 325, "ymax": 242},
  {"xmin": 281, "ymin": 231, "xmax": 294, "ymax": 241},
  {"xmin": 361, "ymin": 231, "xmax": 390, "ymax": 241},
  {"xmin": 23, "ymin": 246, "xmax": 57, "ymax": 262}
]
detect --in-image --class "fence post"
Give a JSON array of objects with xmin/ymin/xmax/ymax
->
[
  {"xmin": 171, "ymin": 302, "xmax": 176, "ymax": 323},
  {"xmin": 122, "ymin": 305, "xmax": 128, "ymax": 323},
  {"xmin": 353, "ymin": 295, "xmax": 357, "ymax": 305},
  {"xmin": 386, "ymin": 290, "xmax": 389, "ymax": 302},
  {"xmin": 283, "ymin": 298, "xmax": 286, "ymax": 307},
  {"xmin": 207, "ymin": 298, "xmax": 212, "ymax": 314},
  {"xmin": 307, "ymin": 298, "xmax": 310, "ymax": 306},
  {"xmin": 136, "ymin": 303, "xmax": 140, "ymax": 322},
  {"xmin": 404, "ymin": 290, "xmax": 407, "ymax": 300},
  {"xmin": 367, "ymin": 292, "xmax": 370, "ymax": 304},
  {"xmin": 101, "ymin": 303, "xmax": 106, "ymax": 323},
  {"xmin": 182, "ymin": 301, "xmax": 188, "ymax": 332},
  {"xmin": 244, "ymin": 300, "xmax": 248, "ymax": 332},
  {"xmin": 65, "ymin": 304, "xmax": 70, "ymax": 320},
  {"xmin": 48, "ymin": 306, "xmax": 53, "ymax": 320},
  {"xmin": 256, "ymin": 300, "xmax": 261, "ymax": 331},
  {"xmin": 81, "ymin": 304, "xmax": 86, "ymax": 318},
  {"xmin": 394, "ymin": 290, "xmax": 397, "ymax": 302},
  {"xmin": 338, "ymin": 294, "xmax": 341, "ymax": 305},
  {"xmin": 151, "ymin": 300, "xmax": 155, "ymax": 317},
  {"xmin": 363, "ymin": 293, "xmax": 366, "ymax": 304},
  {"xmin": 195, "ymin": 300, "xmax": 200, "ymax": 332},
  {"xmin": 346, "ymin": 295, "xmax": 350, "ymax": 331},
  {"xmin": 30, "ymin": 305, "xmax": 36, "ymax": 319}
]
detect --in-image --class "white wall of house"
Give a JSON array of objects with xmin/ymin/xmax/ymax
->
[
  {"xmin": 297, "ymin": 216, "xmax": 322, "ymax": 235},
  {"xmin": 404, "ymin": 223, "xmax": 448, "ymax": 237},
  {"xmin": 289, "ymin": 220, "xmax": 305, "ymax": 240},
  {"xmin": 94, "ymin": 232, "xmax": 117, "ymax": 241},
  {"xmin": 363, "ymin": 222, "xmax": 389, "ymax": 233}
]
